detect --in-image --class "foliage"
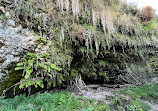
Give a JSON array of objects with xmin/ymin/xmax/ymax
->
[
  {"xmin": 127, "ymin": 99, "xmax": 151, "ymax": 111},
  {"xmin": 15, "ymin": 52, "xmax": 62, "ymax": 89},
  {"xmin": 110, "ymin": 96, "xmax": 124, "ymax": 110},
  {"xmin": 0, "ymin": 91, "xmax": 110, "ymax": 111},
  {"xmin": 109, "ymin": 94, "xmax": 150, "ymax": 111},
  {"xmin": 71, "ymin": 52, "xmax": 110, "ymax": 82},
  {"xmin": 122, "ymin": 3, "xmax": 139, "ymax": 15},
  {"xmin": 36, "ymin": 37, "xmax": 47, "ymax": 45},
  {"xmin": 150, "ymin": 57, "xmax": 158, "ymax": 74},
  {"xmin": 119, "ymin": 84, "xmax": 158, "ymax": 103}
]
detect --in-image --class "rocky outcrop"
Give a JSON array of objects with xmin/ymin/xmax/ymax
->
[{"xmin": 0, "ymin": 18, "xmax": 37, "ymax": 80}]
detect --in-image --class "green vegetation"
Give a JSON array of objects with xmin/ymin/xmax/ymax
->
[
  {"xmin": 36, "ymin": 37, "xmax": 48, "ymax": 45},
  {"xmin": 108, "ymin": 83, "xmax": 158, "ymax": 111},
  {"xmin": 15, "ymin": 52, "xmax": 62, "ymax": 89},
  {"xmin": 120, "ymin": 84, "xmax": 158, "ymax": 102},
  {"xmin": 0, "ymin": 90, "xmax": 152, "ymax": 111},
  {"xmin": 143, "ymin": 19, "xmax": 158, "ymax": 30},
  {"xmin": 109, "ymin": 94, "xmax": 151, "ymax": 111},
  {"xmin": 117, "ymin": 84, "xmax": 158, "ymax": 110},
  {"xmin": 150, "ymin": 57, "xmax": 158, "ymax": 73},
  {"xmin": 127, "ymin": 99, "xmax": 150, "ymax": 111},
  {"xmin": 0, "ymin": 91, "xmax": 110, "ymax": 111}
]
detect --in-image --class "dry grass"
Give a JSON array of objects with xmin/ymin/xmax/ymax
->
[
  {"xmin": 72, "ymin": 0, "xmax": 80, "ymax": 21},
  {"xmin": 57, "ymin": 0, "xmax": 70, "ymax": 13},
  {"xmin": 92, "ymin": 9, "xmax": 100, "ymax": 26},
  {"xmin": 116, "ymin": 14, "xmax": 141, "ymax": 35},
  {"xmin": 101, "ymin": 8, "xmax": 115, "ymax": 33}
]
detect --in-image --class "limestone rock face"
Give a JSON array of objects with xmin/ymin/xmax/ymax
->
[{"xmin": 0, "ymin": 19, "xmax": 37, "ymax": 80}]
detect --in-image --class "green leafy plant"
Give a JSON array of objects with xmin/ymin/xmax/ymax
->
[
  {"xmin": 36, "ymin": 37, "xmax": 47, "ymax": 45},
  {"xmin": 15, "ymin": 52, "xmax": 62, "ymax": 89}
]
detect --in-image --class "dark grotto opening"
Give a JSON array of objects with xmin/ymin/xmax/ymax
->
[{"xmin": 70, "ymin": 40, "xmax": 128, "ymax": 86}]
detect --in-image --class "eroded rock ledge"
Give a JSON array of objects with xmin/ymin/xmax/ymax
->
[{"xmin": 0, "ymin": 18, "xmax": 37, "ymax": 80}]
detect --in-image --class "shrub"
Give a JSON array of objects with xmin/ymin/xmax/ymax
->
[{"xmin": 139, "ymin": 6, "xmax": 155, "ymax": 25}]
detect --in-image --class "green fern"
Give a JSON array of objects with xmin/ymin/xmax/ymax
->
[{"xmin": 15, "ymin": 52, "xmax": 62, "ymax": 89}]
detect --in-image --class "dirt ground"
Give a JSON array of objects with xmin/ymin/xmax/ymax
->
[{"xmin": 71, "ymin": 84, "xmax": 158, "ymax": 111}]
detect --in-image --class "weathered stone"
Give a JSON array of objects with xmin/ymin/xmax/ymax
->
[
  {"xmin": 7, "ymin": 19, "xmax": 15, "ymax": 27},
  {"xmin": 0, "ymin": 20, "xmax": 38, "ymax": 80},
  {"xmin": 0, "ymin": 22, "xmax": 3, "ymax": 28},
  {"xmin": 0, "ymin": 57, "xmax": 5, "ymax": 65},
  {"xmin": 5, "ymin": 12, "xmax": 11, "ymax": 18},
  {"xmin": 0, "ymin": 6, "xmax": 5, "ymax": 13}
]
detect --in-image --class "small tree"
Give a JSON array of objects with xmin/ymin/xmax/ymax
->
[{"xmin": 139, "ymin": 6, "xmax": 155, "ymax": 25}]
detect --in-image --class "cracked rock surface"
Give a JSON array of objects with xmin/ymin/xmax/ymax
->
[{"xmin": 0, "ymin": 19, "xmax": 37, "ymax": 80}]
